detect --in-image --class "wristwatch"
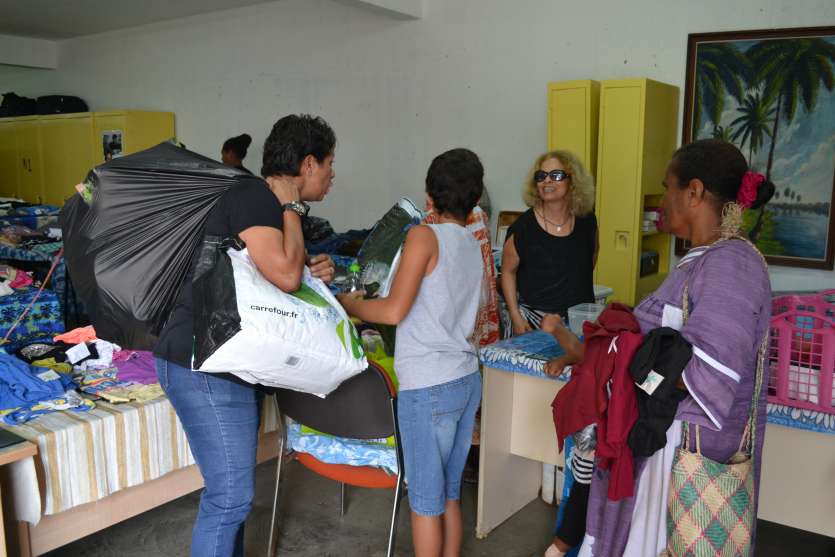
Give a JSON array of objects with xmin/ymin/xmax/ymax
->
[{"xmin": 282, "ymin": 201, "xmax": 309, "ymax": 218}]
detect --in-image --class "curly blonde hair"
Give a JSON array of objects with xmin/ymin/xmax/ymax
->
[{"xmin": 522, "ymin": 150, "xmax": 595, "ymax": 216}]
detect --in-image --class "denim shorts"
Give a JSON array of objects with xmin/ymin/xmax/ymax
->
[{"xmin": 397, "ymin": 371, "xmax": 482, "ymax": 516}]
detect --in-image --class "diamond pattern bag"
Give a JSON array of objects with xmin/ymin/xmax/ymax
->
[{"xmin": 664, "ymin": 257, "xmax": 767, "ymax": 557}]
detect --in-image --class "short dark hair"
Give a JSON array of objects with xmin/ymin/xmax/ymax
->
[
  {"xmin": 261, "ymin": 115, "xmax": 336, "ymax": 177},
  {"xmin": 222, "ymin": 133, "xmax": 252, "ymax": 160},
  {"xmin": 672, "ymin": 139, "xmax": 775, "ymax": 210},
  {"xmin": 425, "ymin": 148, "xmax": 484, "ymax": 220}
]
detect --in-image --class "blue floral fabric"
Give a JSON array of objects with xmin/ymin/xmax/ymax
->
[
  {"xmin": 0, "ymin": 288, "xmax": 63, "ymax": 352},
  {"xmin": 286, "ymin": 420, "xmax": 398, "ymax": 474}
]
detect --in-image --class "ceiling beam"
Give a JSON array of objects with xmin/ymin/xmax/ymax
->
[
  {"xmin": 0, "ymin": 34, "xmax": 57, "ymax": 69},
  {"xmin": 342, "ymin": 0, "xmax": 423, "ymax": 19}
]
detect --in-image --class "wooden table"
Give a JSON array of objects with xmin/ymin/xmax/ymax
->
[
  {"xmin": 476, "ymin": 332, "xmax": 569, "ymax": 538},
  {"xmin": 0, "ymin": 442, "xmax": 37, "ymax": 557}
]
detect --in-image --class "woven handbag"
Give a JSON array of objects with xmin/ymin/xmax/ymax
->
[{"xmin": 664, "ymin": 242, "xmax": 767, "ymax": 557}]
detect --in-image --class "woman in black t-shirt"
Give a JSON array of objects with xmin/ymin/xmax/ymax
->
[
  {"xmin": 501, "ymin": 150, "xmax": 598, "ymax": 336},
  {"xmin": 221, "ymin": 133, "xmax": 254, "ymax": 174},
  {"xmin": 154, "ymin": 115, "xmax": 337, "ymax": 557}
]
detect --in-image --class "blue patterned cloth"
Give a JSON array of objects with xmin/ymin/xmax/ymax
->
[
  {"xmin": 286, "ymin": 421, "xmax": 398, "ymax": 474},
  {"xmin": 0, "ymin": 205, "xmax": 60, "ymax": 230},
  {"xmin": 479, "ymin": 331, "xmax": 571, "ymax": 382},
  {"xmin": 480, "ymin": 330, "xmax": 835, "ymax": 435},
  {"xmin": 0, "ymin": 288, "xmax": 63, "ymax": 352}
]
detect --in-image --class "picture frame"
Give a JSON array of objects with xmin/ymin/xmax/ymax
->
[{"xmin": 679, "ymin": 26, "xmax": 835, "ymax": 270}]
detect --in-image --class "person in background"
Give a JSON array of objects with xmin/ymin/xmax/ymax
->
[
  {"xmin": 339, "ymin": 148, "xmax": 484, "ymax": 557},
  {"xmin": 154, "ymin": 115, "xmax": 337, "ymax": 557},
  {"xmin": 579, "ymin": 139, "xmax": 775, "ymax": 556},
  {"xmin": 222, "ymin": 133, "xmax": 254, "ymax": 174},
  {"xmin": 540, "ymin": 313, "xmax": 593, "ymax": 557},
  {"xmin": 501, "ymin": 150, "xmax": 598, "ymax": 337}
]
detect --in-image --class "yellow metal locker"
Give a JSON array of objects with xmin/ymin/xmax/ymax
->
[
  {"xmin": 39, "ymin": 113, "xmax": 96, "ymax": 206},
  {"xmin": 594, "ymin": 78, "xmax": 679, "ymax": 306},
  {"xmin": 15, "ymin": 117, "xmax": 44, "ymax": 204},
  {"xmin": 547, "ymin": 80, "xmax": 600, "ymax": 175},
  {"xmin": 0, "ymin": 119, "xmax": 19, "ymax": 198}
]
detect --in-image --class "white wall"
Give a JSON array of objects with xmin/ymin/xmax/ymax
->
[
  {"xmin": 0, "ymin": 35, "xmax": 57, "ymax": 69},
  {"xmin": 2, "ymin": 0, "xmax": 834, "ymax": 289}
]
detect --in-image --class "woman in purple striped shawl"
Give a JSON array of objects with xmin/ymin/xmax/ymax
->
[{"xmin": 576, "ymin": 140, "xmax": 776, "ymax": 557}]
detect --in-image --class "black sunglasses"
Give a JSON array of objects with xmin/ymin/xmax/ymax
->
[{"xmin": 534, "ymin": 169, "xmax": 570, "ymax": 183}]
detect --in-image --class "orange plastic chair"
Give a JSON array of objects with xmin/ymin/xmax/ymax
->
[{"xmin": 267, "ymin": 361, "xmax": 405, "ymax": 557}]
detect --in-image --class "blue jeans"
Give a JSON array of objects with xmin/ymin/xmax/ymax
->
[
  {"xmin": 156, "ymin": 358, "xmax": 262, "ymax": 557},
  {"xmin": 397, "ymin": 371, "xmax": 482, "ymax": 516}
]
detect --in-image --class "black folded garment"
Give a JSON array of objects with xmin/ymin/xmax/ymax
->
[
  {"xmin": 16, "ymin": 341, "xmax": 99, "ymax": 365},
  {"xmin": 627, "ymin": 326, "xmax": 692, "ymax": 457}
]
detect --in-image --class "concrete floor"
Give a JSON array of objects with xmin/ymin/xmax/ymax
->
[{"xmin": 43, "ymin": 459, "xmax": 835, "ymax": 557}]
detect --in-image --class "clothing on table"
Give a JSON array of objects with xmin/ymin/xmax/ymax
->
[
  {"xmin": 422, "ymin": 206, "xmax": 500, "ymax": 347},
  {"xmin": 627, "ymin": 327, "xmax": 691, "ymax": 457},
  {"xmin": 579, "ymin": 239, "xmax": 772, "ymax": 557},
  {"xmin": 54, "ymin": 325, "xmax": 97, "ymax": 345},
  {"xmin": 16, "ymin": 342, "xmax": 95, "ymax": 365},
  {"xmin": 506, "ymin": 209, "xmax": 596, "ymax": 317},
  {"xmin": 156, "ymin": 358, "xmax": 263, "ymax": 557},
  {"xmin": 113, "ymin": 351, "xmax": 158, "ymax": 385},
  {"xmin": 0, "ymin": 281, "xmax": 13, "ymax": 297},
  {"xmin": 9, "ymin": 270, "xmax": 33, "ymax": 289},
  {"xmin": 31, "ymin": 358, "xmax": 73, "ymax": 374},
  {"xmin": 74, "ymin": 367, "xmax": 162, "ymax": 403},
  {"xmin": 394, "ymin": 223, "xmax": 483, "ymax": 391},
  {"xmin": 551, "ymin": 304, "xmax": 641, "ymax": 501},
  {"xmin": 0, "ymin": 352, "xmax": 90, "ymax": 424},
  {"xmin": 76, "ymin": 339, "xmax": 121, "ymax": 371},
  {"xmin": 155, "ymin": 177, "xmax": 284, "ymax": 369},
  {"xmin": 397, "ymin": 371, "xmax": 481, "ymax": 516}
]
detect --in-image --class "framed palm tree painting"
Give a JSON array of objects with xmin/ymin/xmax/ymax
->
[{"xmin": 680, "ymin": 26, "xmax": 835, "ymax": 270}]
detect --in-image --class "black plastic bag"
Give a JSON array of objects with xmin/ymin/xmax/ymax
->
[
  {"xmin": 60, "ymin": 142, "xmax": 247, "ymax": 349},
  {"xmin": 191, "ymin": 236, "xmax": 242, "ymax": 370}
]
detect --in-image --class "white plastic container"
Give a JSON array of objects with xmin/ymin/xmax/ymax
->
[
  {"xmin": 593, "ymin": 284, "xmax": 614, "ymax": 305},
  {"xmin": 568, "ymin": 302, "xmax": 606, "ymax": 336}
]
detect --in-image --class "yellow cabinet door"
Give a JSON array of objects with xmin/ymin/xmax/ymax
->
[
  {"xmin": 0, "ymin": 120, "xmax": 19, "ymax": 198},
  {"xmin": 15, "ymin": 118, "xmax": 44, "ymax": 204},
  {"xmin": 92, "ymin": 111, "xmax": 175, "ymax": 166},
  {"xmin": 594, "ymin": 83, "xmax": 644, "ymax": 304},
  {"xmin": 548, "ymin": 80, "xmax": 600, "ymax": 174},
  {"xmin": 40, "ymin": 115, "xmax": 95, "ymax": 206},
  {"xmin": 92, "ymin": 113, "xmax": 126, "ymax": 166}
]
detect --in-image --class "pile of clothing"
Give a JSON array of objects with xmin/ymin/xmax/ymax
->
[
  {"xmin": 0, "ymin": 264, "xmax": 35, "ymax": 297},
  {"xmin": 0, "ymin": 325, "xmax": 164, "ymax": 425},
  {"xmin": 552, "ymin": 304, "xmax": 692, "ymax": 501}
]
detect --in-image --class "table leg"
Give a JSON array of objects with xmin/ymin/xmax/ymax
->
[
  {"xmin": 476, "ymin": 367, "xmax": 543, "ymax": 538},
  {"xmin": 1, "ymin": 483, "xmax": 6, "ymax": 557}
]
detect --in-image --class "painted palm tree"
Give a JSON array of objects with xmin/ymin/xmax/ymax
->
[
  {"xmin": 711, "ymin": 125, "xmax": 735, "ymax": 142},
  {"xmin": 694, "ymin": 44, "xmax": 751, "ymax": 130},
  {"xmin": 748, "ymin": 38, "xmax": 835, "ymax": 180},
  {"xmin": 746, "ymin": 37, "xmax": 835, "ymax": 240},
  {"xmin": 730, "ymin": 92, "xmax": 775, "ymax": 166}
]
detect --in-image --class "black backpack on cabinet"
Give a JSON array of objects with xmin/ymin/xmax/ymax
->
[
  {"xmin": 0, "ymin": 92, "xmax": 38, "ymax": 117},
  {"xmin": 36, "ymin": 95, "xmax": 89, "ymax": 114}
]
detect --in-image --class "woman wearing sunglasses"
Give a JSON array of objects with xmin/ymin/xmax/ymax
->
[{"xmin": 500, "ymin": 150, "xmax": 598, "ymax": 336}]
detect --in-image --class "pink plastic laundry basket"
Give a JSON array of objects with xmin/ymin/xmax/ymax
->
[{"xmin": 768, "ymin": 290, "xmax": 835, "ymax": 414}]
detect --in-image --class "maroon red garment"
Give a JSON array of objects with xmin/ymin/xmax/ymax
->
[{"xmin": 551, "ymin": 303, "xmax": 642, "ymax": 500}]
